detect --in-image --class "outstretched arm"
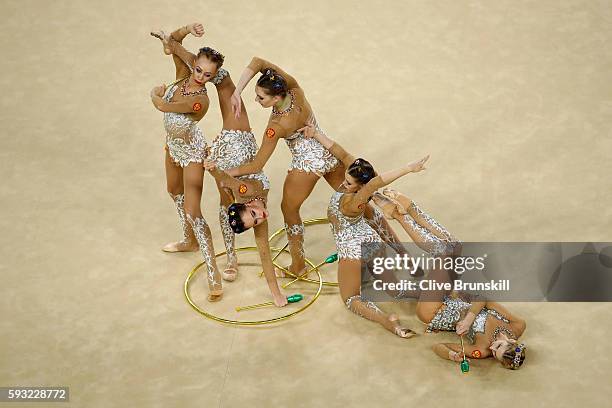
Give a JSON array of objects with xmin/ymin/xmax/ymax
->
[
  {"xmin": 342, "ymin": 155, "xmax": 429, "ymax": 216},
  {"xmin": 432, "ymin": 342, "xmax": 491, "ymax": 362},
  {"xmin": 254, "ymin": 221, "xmax": 288, "ymax": 307}
]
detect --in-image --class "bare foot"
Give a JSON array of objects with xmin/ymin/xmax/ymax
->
[
  {"xmin": 382, "ymin": 188, "xmax": 412, "ymax": 214},
  {"xmin": 162, "ymin": 240, "xmax": 199, "ymax": 253},
  {"xmin": 388, "ymin": 314, "xmax": 416, "ymax": 339},
  {"xmin": 371, "ymin": 192, "xmax": 403, "ymax": 220},
  {"xmin": 150, "ymin": 30, "xmax": 171, "ymax": 55}
]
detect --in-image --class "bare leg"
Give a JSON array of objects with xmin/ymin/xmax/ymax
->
[
  {"xmin": 163, "ymin": 149, "xmax": 197, "ymax": 252},
  {"xmin": 415, "ymin": 267, "xmax": 453, "ymax": 324},
  {"xmin": 216, "ymin": 179, "xmax": 238, "ymax": 281},
  {"xmin": 322, "ymin": 162, "xmax": 345, "ymax": 191},
  {"xmin": 184, "ymin": 163, "xmax": 222, "ymax": 301},
  {"xmin": 383, "ymin": 189, "xmax": 461, "ymax": 253},
  {"xmin": 280, "ymin": 170, "xmax": 320, "ymax": 277},
  {"xmin": 372, "ymin": 192, "xmax": 460, "ymax": 257},
  {"xmin": 339, "ymin": 259, "xmax": 415, "ymax": 338}
]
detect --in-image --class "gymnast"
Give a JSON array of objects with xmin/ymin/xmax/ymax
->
[
  {"xmin": 300, "ymin": 124, "xmax": 527, "ymax": 365},
  {"xmin": 227, "ymin": 57, "xmax": 408, "ymax": 279},
  {"xmin": 163, "ymin": 22, "xmax": 265, "ymax": 283},
  {"xmin": 150, "ymin": 24, "xmax": 226, "ymax": 301},
  {"xmin": 427, "ymin": 290, "xmax": 527, "ymax": 369},
  {"xmin": 292, "ymin": 124, "xmax": 431, "ymax": 337},
  {"xmin": 203, "ymin": 159, "xmax": 288, "ymax": 307}
]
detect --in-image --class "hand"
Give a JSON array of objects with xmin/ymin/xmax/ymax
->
[
  {"xmin": 273, "ymin": 293, "xmax": 288, "ymax": 307},
  {"xmin": 202, "ymin": 159, "xmax": 217, "ymax": 171},
  {"xmin": 450, "ymin": 350, "xmax": 469, "ymax": 363},
  {"xmin": 188, "ymin": 23, "xmax": 204, "ymax": 37},
  {"xmin": 296, "ymin": 123, "xmax": 318, "ymax": 139},
  {"xmin": 151, "ymin": 84, "xmax": 166, "ymax": 97},
  {"xmin": 456, "ymin": 312, "xmax": 476, "ymax": 336},
  {"xmin": 230, "ymin": 92, "xmax": 242, "ymax": 119},
  {"xmin": 406, "ymin": 154, "xmax": 430, "ymax": 173}
]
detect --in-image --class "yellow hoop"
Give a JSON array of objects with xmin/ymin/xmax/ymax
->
[
  {"xmin": 268, "ymin": 217, "xmax": 339, "ymax": 287},
  {"xmin": 184, "ymin": 246, "xmax": 323, "ymax": 326}
]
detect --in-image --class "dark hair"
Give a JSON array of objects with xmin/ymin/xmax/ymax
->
[
  {"xmin": 502, "ymin": 343, "xmax": 526, "ymax": 370},
  {"xmin": 256, "ymin": 69, "xmax": 288, "ymax": 97},
  {"xmin": 227, "ymin": 203, "xmax": 249, "ymax": 234},
  {"xmin": 348, "ymin": 158, "xmax": 377, "ymax": 185},
  {"xmin": 197, "ymin": 46, "xmax": 224, "ymax": 69}
]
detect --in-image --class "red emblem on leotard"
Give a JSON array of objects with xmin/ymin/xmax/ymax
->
[
  {"xmin": 239, "ymin": 184, "xmax": 248, "ymax": 195},
  {"xmin": 266, "ymin": 128, "xmax": 276, "ymax": 138},
  {"xmin": 193, "ymin": 102, "xmax": 202, "ymax": 112},
  {"xmin": 471, "ymin": 350, "xmax": 482, "ymax": 358}
]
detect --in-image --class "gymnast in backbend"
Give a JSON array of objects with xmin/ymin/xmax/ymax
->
[
  {"xmin": 203, "ymin": 160, "xmax": 287, "ymax": 307},
  {"xmin": 162, "ymin": 22, "xmax": 269, "ymax": 284}
]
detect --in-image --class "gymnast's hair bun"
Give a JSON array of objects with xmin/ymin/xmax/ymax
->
[
  {"xmin": 227, "ymin": 203, "xmax": 249, "ymax": 234},
  {"xmin": 257, "ymin": 68, "xmax": 288, "ymax": 97},
  {"xmin": 348, "ymin": 158, "xmax": 377, "ymax": 185}
]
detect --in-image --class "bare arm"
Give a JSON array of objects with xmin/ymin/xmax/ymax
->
[
  {"xmin": 204, "ymin": 161, "xmax": 267, "ymax": 201},
  {"xmin": 166, "ymin": 23, "xmax": 202, "ymax": 79},
  {"xmin": 246, "ymin": 56, "xmax": 299, "ymax": 90},
  {"xmin": 150, "ymin": 85, "xmax": 208, "ymax": 115},
  {"xmin": 297, "ymin": 123, "xmax": 355, "ymax": 167},
  {"xmin": 254, "ymin": 221, "xmax": 287, "ymax": 307},
  {"xmin": 432, "ymin": 342, "xmax": 491, "ymax": 362},
  {"xmin": 231, "ymin": 56, "xmax": 300, "ymax": 118},
  {"xmin": 227, "ymin": 123, "xmax": 285, "ymax": 177},
  {"xmin": 166, "ymin": 38, "xmax": 197, "ymax": 73},
  {"xmin": 341, "ymin": 156, "xmax": 429, "ymax": 216}
]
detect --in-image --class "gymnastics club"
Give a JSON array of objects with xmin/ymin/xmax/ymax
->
[
  {"xmin": 282, "ymin": 253, "xmax": 338, "ymax": 289},
  {"xmin": 259, "ymin": 241, "xmax": 290, "ymax": 277},
  {"xmin": 235, "ymin": 294, "xmax": 303, "ymax": 312},
  {"xmin": 459, "ymin": 335, "xmax": 470, "ymax": 373}
]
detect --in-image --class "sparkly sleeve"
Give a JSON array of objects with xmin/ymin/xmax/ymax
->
[
  {"xmin": 247, "ymin": 57, "xmax": 299, "ymax": 90},
  {"xmin": 211, "ymin": 68, "xmax": 230, "ymax": 86}
]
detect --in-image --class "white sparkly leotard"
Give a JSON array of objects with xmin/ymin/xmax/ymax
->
[
  {"xmin": 209, "ymin": 126, "xmax": 270, "ymax": 190},
  {"xmin": 328, "ymin": 191, "xmax": 383, "ymax": 260},
  {"xmin": 284, "ymin": 119, "xmax": 338, "ymax": 176},
  {"xmin": 426, "ymin": 296, "xmax": 510, "ymax": 343},
  {"xmin": 163, "ymin": 83, "xmax": 207, "ymax": 167}
]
